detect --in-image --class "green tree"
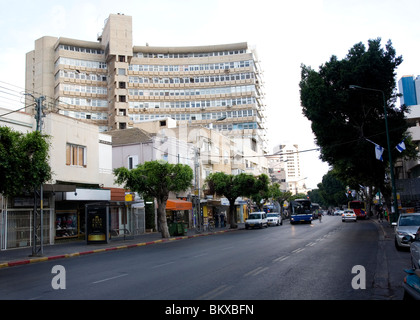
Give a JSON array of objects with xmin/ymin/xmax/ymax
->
[
  {"xmin": 300, "ymin": 38, "xmax": 416, "ymax": 211},
  {"xmin": 114, "ymin": 160, "xmax": 193, "ymax": 238},
  {"xmin": 205, "ymin": 172, "xmax": 255, "ymax": 229},
  {"xmin": 307, "ymin": 188, "xmax": 324, "ymax": 207},
  {"xmin": 0, "ymin": 127, "xmax": 51, "ymax": 197},
  {"xmin": 316, "ymin": 170, "xmax": 348, "ymax": 207},
  {"xmin": 249, "ymin": 174, "xmax": 270, "ymax": 211},
  {"xmin": 269, "ymin": 183, "xmax": 292, "ymax": 218}
]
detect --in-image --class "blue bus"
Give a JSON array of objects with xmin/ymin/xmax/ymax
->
[{"xmin": 289, "ymin": 199, "xmax": 313, "ymax": 224}]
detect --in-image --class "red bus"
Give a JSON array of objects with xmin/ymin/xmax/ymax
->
[{"xmin": 348, "ymin": 200, "xmax": 367, "ymax": 219}]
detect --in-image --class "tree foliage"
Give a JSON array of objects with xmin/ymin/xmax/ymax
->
[
  {"xmin": 0, "ymin": 127, "xmax": 51, "ymax": 197},
  {"xmin": 249, "ymin": 173, "xmax": 270, "ymax": 211},
  {"xmin": 315, "ymin": 170, "xmax": 349, "ymax": 207},
  {"xmin": 300, "ymin": 38, "xmax": 416, "ymax": 206},
  {"xmin": 205, "ymin": 172, "xmax": 255, "ymax": 228},
  {"xmin": 114, "ymin": 160, "xmax": 193, "ymax": 238}
]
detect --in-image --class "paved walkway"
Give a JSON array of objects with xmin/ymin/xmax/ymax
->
[{"xmin": 0, "ymin": 224, "xmax": 244, "ymax": 268}]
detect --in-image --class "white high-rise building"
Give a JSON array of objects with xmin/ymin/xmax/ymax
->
[
  {"xmin": 25, "ymin": 13, "xmax": 267, "ymax": 154},
  {"xmin": 273, "ymin": 144, "xmax": 307, "ymax": 194}
]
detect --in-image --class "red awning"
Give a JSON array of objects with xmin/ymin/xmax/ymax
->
[{"xmin": 166, "ymin": 199, "xmax": 192, "ymax": 211}]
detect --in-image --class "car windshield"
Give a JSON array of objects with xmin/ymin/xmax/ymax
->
[
  {"xmin": 399, "ymin": 215, "xmax": 420, "ymax": 226},
  {"xmin": 248, "ymin": 214, "xmax": 262, "ymax": 219},
  {"xmin": 267, "ymin": 214, "xmax": 277, "ymax": 217}
]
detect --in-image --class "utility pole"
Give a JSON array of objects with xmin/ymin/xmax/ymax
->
[
  {"xmin": 29, "ymin": 95, "xmax": 46, "ymax": 257},
  {"xmin": 194, "ymin": 144, "xmax": 201, "ymax": 228}
]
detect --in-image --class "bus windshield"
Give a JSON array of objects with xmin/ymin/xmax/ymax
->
[{"xmin": 291, "ymin": 200, "xmax": 311, "ymax": 215}]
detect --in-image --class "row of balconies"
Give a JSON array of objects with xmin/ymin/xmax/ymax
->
[
  {"xmin": 57, "ymin": 79, "xmax": 260, "ymax": 101},
  {"xmin": 55, "ymin": 56, "xmax": 258, "ymax": 80},
  {"xmin": 127, "ymin": 66, "xmax": 255, "ymax": 76},
  {"xmin": 127, "ymin": 91, "xmax": 258, "ymax": 101},
  {"xmin": 127, "ymin": 80, "xmax": 256, "ymax": 90}
]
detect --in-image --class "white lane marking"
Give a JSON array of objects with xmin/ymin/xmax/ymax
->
[
  {"xmin": 244, "ymin": 266, "xmax": 269, "ymax": 277},
  {"xmin": 292, "ymin": 247, "xmax": 305, "ymax": 254},
  {"xmin": 198, "ymin": 285, "xmax": 233, "ymax": 300},
  {"xmin": 151, "ymin": 261, "xmax": 175, "ymax": 269},
  {"xmin": 92, "ymin": 273, "xmax": 128, "ymax": 284},
  {"xmin": 273, "ymin": 255, "xmax": 289, "ymax": 262}
]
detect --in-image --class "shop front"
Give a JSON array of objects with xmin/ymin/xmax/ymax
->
[
  {"xmin": 165, "ymin": 199, "xmax": 192, "ymax": 236},
  {"xmin": 54, "ymin": 188, "xmax": 111, "ymax": 242},
  {"xmin": 0, "ymin": 183, "xmax": 76, "ymax": 250}
]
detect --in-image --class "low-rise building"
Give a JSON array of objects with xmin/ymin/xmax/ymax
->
[{"xmin": 0, "ymin": 111, "xmax": 140, "ymax": 250}]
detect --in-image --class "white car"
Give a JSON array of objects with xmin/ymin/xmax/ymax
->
[
  {"xmin": 342, "ymin": 209, "xmax": 357, "ymax": 222},
  {"xmin": 401, "ymin": 226, "xmax": 420, "ymax": 299},
  {"xmin": 245, "ymin": 212, "xmax": 268, "ymax": 229},
  {"xmin": 267, "ymin": 213, "xmax": 282, "ymax": 226},
  {"xmin": 393, "ymin": 213, "xmax": 420, "ymax": 250}
]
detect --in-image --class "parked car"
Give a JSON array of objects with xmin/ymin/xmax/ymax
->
[
  {"xmin": 342, "ymin": 209, "xmax": 357, "ymax": 222},
  {"xmin": 334, "ymin": 210, "xmax": 344, "ymax": 216},
  {"xmin": 401, "ymin": 227, "xmax": 420, "ymax": 300},
  {"xmin": 245, "ymin": 212, "xmax": 268, "ymax": 229},
  {"xmin": 392, "ymin": 213, "xmax": 420, "ymax": 250},
  {"xmin": 267, "ymin": 213, "xmax": 282, "ymax": 226},
  {"xmin": 402, "ymin": 226, "xmax": 420, "ymax": 270}
]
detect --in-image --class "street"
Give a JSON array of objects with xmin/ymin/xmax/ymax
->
[{"xmin": 0, "ymin": 215, "xmax": 412, "ymax": 300}]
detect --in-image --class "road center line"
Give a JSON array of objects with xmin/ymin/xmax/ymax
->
[
  {"xmin": 244, "ymin": 266, "xmax": 269, "ymax": 277},
  {"xmin": 221, "ymin": 246, "xmax": 234, "ymax": 251},
  {"xmin": 92, "ymin": 273, "xmax": 128, "ymax": 284},
  {"xmin": 273, "ymin": 255, "xmax": 289, "ymax": 262},
  {"xmin": 151, "ymin": 261, "xmax": 175, "ymax": 269},
  {"xmin": 198, "ymin": 285, "xmax": 233, "ymax": 300}
]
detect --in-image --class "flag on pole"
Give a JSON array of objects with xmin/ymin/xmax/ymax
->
[
  {"xmin": 395, "ymin": 139, "xmax": 406, "ymax": 153},
  {"xmin": 365, "ymin": 138, "xmax": 384, "ymax": 161},
  {"xmin": 375, "ymin": 144, "xmax": 384, "ymax": 161}
]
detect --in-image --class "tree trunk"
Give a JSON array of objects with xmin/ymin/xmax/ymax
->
[
  {"xmin": 157, "ymin": 198, "xmax": 170, "ymax": 238},
  {"xmin": 228, "ymin": 198, "xmax": 237, "ymax": 229}
]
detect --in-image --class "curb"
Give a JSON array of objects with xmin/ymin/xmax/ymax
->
[{"xmin": 0, "ymin": 228, "xmax": 236, "ymax": 269}]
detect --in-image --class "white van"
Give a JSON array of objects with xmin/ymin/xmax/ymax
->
[{"xmin": 245, "ymin": 212, "xmax": 268, "ymax": 229}]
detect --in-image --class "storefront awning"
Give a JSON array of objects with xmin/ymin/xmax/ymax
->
[{"xmin": 166, "ymin": 199, "xmax": 192, "ymax": 211}]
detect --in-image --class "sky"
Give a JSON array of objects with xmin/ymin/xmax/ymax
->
[{"xmin": 1, "ymin": 0, "xmax": 419, "ymax": 189}]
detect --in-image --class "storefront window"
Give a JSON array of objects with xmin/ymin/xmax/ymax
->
[{"xmin": 55, "ymin": 210, "xmax": 78, "ymax": 239}]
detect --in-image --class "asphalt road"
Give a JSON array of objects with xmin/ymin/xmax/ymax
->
[{"xmin": 0, "ymin": 215, "xmax": 412, "ymax": 300}]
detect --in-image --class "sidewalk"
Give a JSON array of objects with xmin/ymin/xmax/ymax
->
[{"xmin": 0, "ymin": 224, "xmax": 244, "ymax": 268}]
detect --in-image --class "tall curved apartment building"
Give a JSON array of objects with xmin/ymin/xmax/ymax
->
[{"xmin": 26, "ymin": 13, "xmax": 267, "ymax": 153}]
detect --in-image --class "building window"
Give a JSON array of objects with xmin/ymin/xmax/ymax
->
[
  {"xmin": 128, "ymin": 155, "xmax": 138, "ymax": 169},
  {"xmin": 66, "ymin": 143, "xmax": 87, "ymax": 167}
]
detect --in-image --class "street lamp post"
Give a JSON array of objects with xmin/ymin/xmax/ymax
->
[{"xmin": 349, "ymin": 85, "xmax": 399, "ymax": 221}]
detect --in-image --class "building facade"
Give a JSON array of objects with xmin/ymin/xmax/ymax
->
[
  {"xmin": 26, "ymin": 13, "xmax": 268, "ymax": 155},
  {"xmin": 0, "ymin": 109, "xmax": 144, "ymax": 250},
  {"xmin": 398, "ymin": 75, "xmax": 420, "ymax": 107},
  {"xmin": 272, "ymin": 144, "xmax": 307, "ymax": 194}
]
